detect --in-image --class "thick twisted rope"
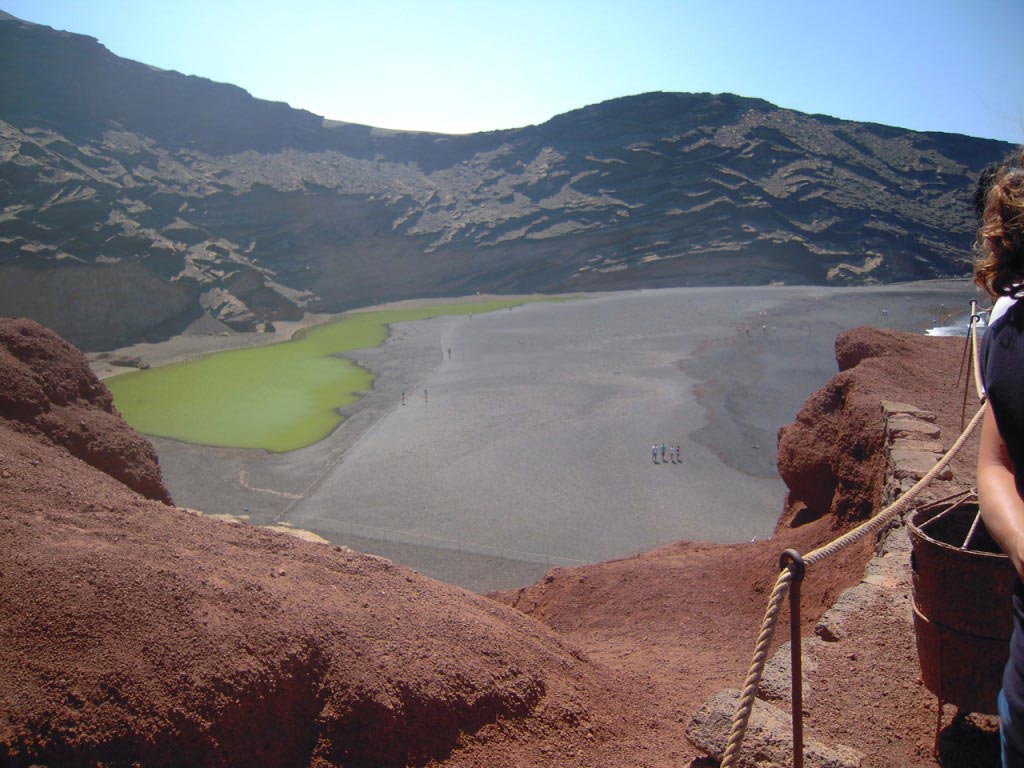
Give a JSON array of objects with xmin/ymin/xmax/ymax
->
[
  {"xmin": 719, "ymin": 566, "xmax": 794, "ymax": 766},
  {"xmin": 720, "ymin": 314, "xmax": 988, "ymax": 767}
]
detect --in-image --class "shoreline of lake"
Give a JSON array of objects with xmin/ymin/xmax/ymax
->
[{"xmin": 112, "ymin": 279, "xmax": 982, "ymax": 591}]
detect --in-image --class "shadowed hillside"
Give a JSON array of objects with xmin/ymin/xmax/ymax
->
[{"xmin": 0, "ymin": 12, "xmax": 1012, "ymax": 348}]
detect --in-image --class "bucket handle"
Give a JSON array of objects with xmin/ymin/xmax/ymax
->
[
  {"xmin": 961, "ymin": 510, "xmax": 983, "ymax": 551},
  {"xmin": 915, "ymin": 489, "xmax": 977, "ymax": 534}
]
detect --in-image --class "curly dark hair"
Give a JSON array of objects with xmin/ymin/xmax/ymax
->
[{"xmin": 974, "ymin": 147, "xmax": 1024, "ymax": 299}]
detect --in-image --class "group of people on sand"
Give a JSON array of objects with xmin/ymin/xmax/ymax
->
[{"xmin": 650, "ymin": 443, "xmax": 681, "ymax": 464}]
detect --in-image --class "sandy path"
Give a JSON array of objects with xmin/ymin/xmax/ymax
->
[{"xmin": 140, "ymin": 281, "xmax": 980, "ymax": 592}]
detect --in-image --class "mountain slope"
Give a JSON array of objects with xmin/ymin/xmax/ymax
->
[{"xmin": 0, "ymin": 14, "xmax": 1012, "ymax": 348}]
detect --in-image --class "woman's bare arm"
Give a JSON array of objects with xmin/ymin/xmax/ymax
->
[{"xmin": 978, "ymin": 404, "xmax": 1024, "ymax": 578}]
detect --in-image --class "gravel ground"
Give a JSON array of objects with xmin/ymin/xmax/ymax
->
[{"xmin": 142, "ymin": 281, "xmax": 981, "ymax": 591}]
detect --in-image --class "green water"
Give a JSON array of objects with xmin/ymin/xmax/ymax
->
[{"xmin": 107, "ymin": 300, "xmax": 550, "ymax": 452}]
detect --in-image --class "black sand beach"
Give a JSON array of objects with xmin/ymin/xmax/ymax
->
[{"xmin": 123, "ymin": 281, "xmax": 982, "ymax": 591}]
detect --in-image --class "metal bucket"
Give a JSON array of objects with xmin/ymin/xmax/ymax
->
[{"xmin": 909, "ymin": 492, "xmax": 1016, "ymax": 715}]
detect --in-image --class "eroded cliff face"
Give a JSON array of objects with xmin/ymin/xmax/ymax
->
[
  {"xmin": 0, "ymin": 14, "xmax": 1011, "ymax": 349},
  {"xmin": 776, "ymin": 326, "xmax": 973, "ymax": 528}
]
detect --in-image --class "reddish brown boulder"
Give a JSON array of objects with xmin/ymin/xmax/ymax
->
[{"xmin": 0, "ymin": 317, "xmax": 171, "ymax": 503}]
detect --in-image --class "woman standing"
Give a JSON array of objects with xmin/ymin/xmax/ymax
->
[{"xmin": 975, "ymin": 147, "xmax": 1024, "ymax": 766}]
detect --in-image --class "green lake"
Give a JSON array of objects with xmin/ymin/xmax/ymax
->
[{"xmin": 107, "ymin": 299, "xmax": 540, "ymax": 452}]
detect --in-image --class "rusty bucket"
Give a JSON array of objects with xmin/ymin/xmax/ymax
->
[{"xmin": 909, "ymin": 492, "xmax": 1016, "ymax": 715}]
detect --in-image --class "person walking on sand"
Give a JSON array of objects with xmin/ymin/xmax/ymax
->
[
  {"xmin": 652, "ymin": 444, "xmax": 658, "ymax": 464},
  {"xmin": 401, "ymin": 391, "xmax": 405, "ymax": 405},
  {"xmin": 660, "ymin": 443, "xmax": 667, "ymax": 462},
  {"xmin": 424, "ymin": 389, "xmax": 428, "ymax": 402},
  {"xmin": 447, "ymin": 347, "xmax": 451, "ymax": 359}
]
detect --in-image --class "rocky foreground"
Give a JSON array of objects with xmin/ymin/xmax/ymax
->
[{"xmin": 0, "ymin": 317, "xmax": 980, "ymax": 766}]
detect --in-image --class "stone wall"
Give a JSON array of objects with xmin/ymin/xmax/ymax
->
[
  {"xmin": 686, "ymin": 399, "xmax": 970, "ymax": 767},
  {"xmin": 878, "ymin": 400, "xmax": 954, "ymax": 510}
]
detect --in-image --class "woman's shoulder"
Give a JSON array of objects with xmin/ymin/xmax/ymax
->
[
  {"xmin": 989, "ymin": 295, "xmax": 1019, "ymax": 329},
  {"xmin": 981, "ymin": 296, "xmax": 1021, "ymax": 386}
]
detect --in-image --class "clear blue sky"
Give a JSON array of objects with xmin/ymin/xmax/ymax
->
[{"xmin": 5, "ymin": 0, "xmax": 1023, "ymax": 143}]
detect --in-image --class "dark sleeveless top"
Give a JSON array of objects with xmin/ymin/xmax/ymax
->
[
  {"xmin": 983, "ymin": 297, "xmax": 1024, "ymax": 497},
  {"xmin": 981, "ymin": 296, "xmax": 1024, "ymax": 714}
]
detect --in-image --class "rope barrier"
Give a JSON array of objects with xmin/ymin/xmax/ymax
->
[
  {"xmin": 719, "ymin": 567, "xmax": 794, "ymax": 767},
  {"xmin": 719, "ymin": 309, "xmax": 988, "ymax": 768}
]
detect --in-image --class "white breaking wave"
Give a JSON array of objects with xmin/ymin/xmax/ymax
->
[{"xmin": 925, "ymin": 313, "xmax": 987, "ymax": 337}]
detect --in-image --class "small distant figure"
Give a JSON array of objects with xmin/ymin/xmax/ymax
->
[
  {"xmin": 447, "ymin": 347, "xmax": 452, "ymax": 359},
  {"xmin": 660, "ymin": 443, "xmax": 667, "ymax": 462},
  {"xmin": 424, "ymin": 389, "xmax": 428, "ymax": 402},
  {"xmin": 652, "ymin": 444, "xmax": 658, "ymax": 463},
  {"xmin": 401, "ymin": 391, "xmax": 405, "ymax": 405},
  {"xmin": 882, "ymin": 308, "xmax": 889, "ymax": 316},
  {"xmin": 673, "ymin": 445, "xmax": 681, "ymax": 463}
]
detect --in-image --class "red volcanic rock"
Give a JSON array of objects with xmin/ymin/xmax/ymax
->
[
  {"xmin": 776, "ymin": 326, "xmax": 972, "ymax": 529},
  {"xmin": 0, "ymin": 317, "xmax": 171, "ymax": 503},
  {"xmin": 495, "ymin": 516, "xmax": 875, "ymax": 735},
  {"xmin": 0, "ymin": 422, "xmax": 652, "ymax": 767},
  {"xmin": 0, "ymin": 318, "xmax": 665, "ymax": 767},
  {"xmin": 0, "ymin": 320, "xmax": 983, "ymax": 767}
]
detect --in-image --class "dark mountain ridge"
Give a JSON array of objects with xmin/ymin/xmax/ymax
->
[{"xmin": 0, "ymin": 13, "xmax": 1012, "ymax": 348}]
